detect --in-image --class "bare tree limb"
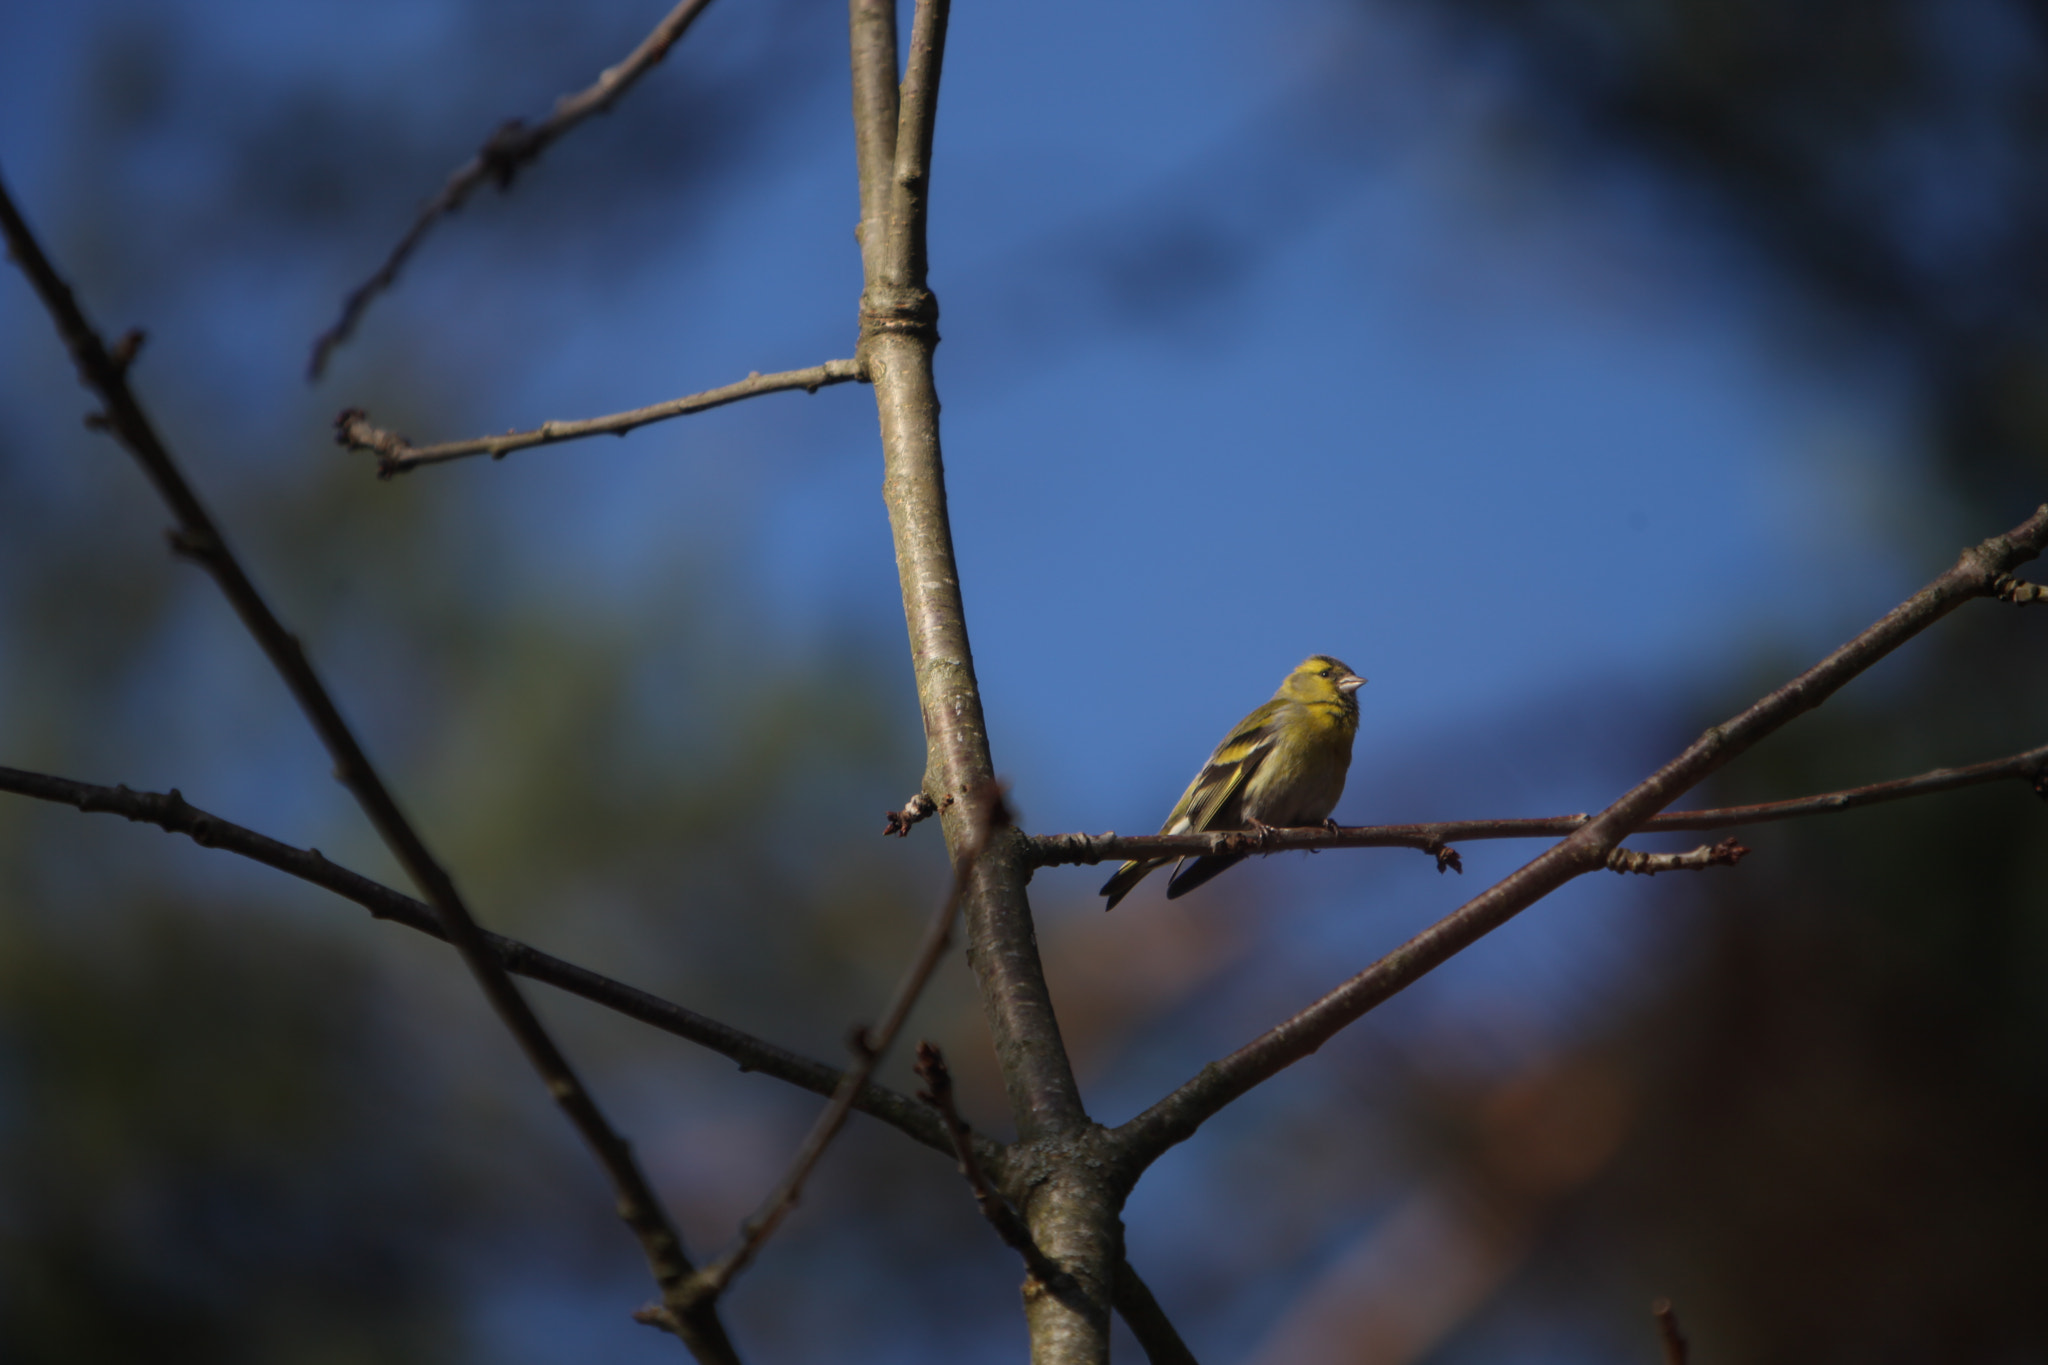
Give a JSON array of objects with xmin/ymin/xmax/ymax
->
[
  {"xmin": 336, "ymin": 359, "xmax": 865, "ymax": 475},
  {"xmin": 1108, "ymin": 504, "xmax": 2048, "ymax": 1173},
  {"xmin": 1027, "ymin": 741, "xmax": 2048, "ymax": 870},
  {"xmin": 0, "ymin": 175, "xmax": 738, "ymax": 1363},
  {"xmin": 308, "ymin": 0, "xmax": 722, "ymax": 378},
  {"xmin": 0, "ymin": 763, "xmax": 997, "ymax": 1167},
  {"xmin": 687, "ymin": 783, "xmax": 1009, "ymax": 1300}
]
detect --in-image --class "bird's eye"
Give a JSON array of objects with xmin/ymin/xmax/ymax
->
[{"xmin": 1318, "ymin": 667, "xmax": 1331, "ymax": 678}]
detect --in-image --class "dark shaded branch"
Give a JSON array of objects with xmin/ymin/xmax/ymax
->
[
  {"xmin": 308, "ymin": 0, "xmax": 721, "ymax": 378},
  {"xmin": 0, "ymin": 764, "xmax": 982, "ymax": 1164},
  {"xmin": 688, "ymin": 783, "xmax": 1008, "ymax": 1300},
  {"xmin": 1113, "ymin": 1265, "xmax": 1202, "ymax": 1365},
  {"xmin": 0, "ymin": 177, "xmax": 736, "ymax": 1362},
  {"xmin": 336, "ymin": 359, "xmax": 864, "ymax": 475},
  {"xmin": 1110, "ymin": 505, "xmax": 2048, "ymax": 1172},
  {"xmin": 1653, "ymin": 1298, "xmax": 1690, "ymax": 1365},
  {"xmin": 914, "ymin": 1041, "xmax": 1059, "ymax": 1280},
  {"xmin": 1027, "ymin": 741, "xmax": 2048, "ymax": 868}
]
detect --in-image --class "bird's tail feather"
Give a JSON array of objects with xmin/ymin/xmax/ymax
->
[
  {"xmin": 1100, "ymin": 857, "xmax": 1168, "ymax": 911},
  {"xmin": 1164, "ymin": 853, "xmax": 1244, "ymax": 900}
]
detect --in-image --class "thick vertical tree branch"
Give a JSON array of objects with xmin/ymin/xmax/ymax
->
[
  {"xmin": 0, "ymin": 175, "xmax": 737, "ymax": 1364},
  {"xmin": 1111, "ymin": 504, "xmax": 2048, "ymax": 1171},
  {"xmin": 847, "ymin": 5, "xmax": 1112, "ymax": 1361},
  {"xmin": 847, "ymin": 0, "xmax": 1083, "ymax": 1149}
]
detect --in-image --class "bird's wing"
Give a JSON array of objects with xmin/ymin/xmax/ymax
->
[{"xmin": 1170, "ymin": 704, "xmax": 1284, "ymax": 836}]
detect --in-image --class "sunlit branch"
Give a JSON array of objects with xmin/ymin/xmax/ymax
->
[
  {"xmin": 687, "ymin": 782, "xmax": 1008, "ymax": 1302},
  {"xmin": 1994, "ymin": 573, "xmax": 2045, "ymax": 604},
  {"xmin": 308, "ymin": 0, "xmax": 722, "ymax": 378},
  {"xmin": 1108, "ymin": 504, "xmax": 2048, "ymax": 1173},
  {"xmin": 0, "ymin": 176, "xmax": 738, "ymax": 1363},
  {"xmin": 1606, "ymin": 838, "xmax": 1748, "ymax": 875},
  {"xmin": 0, "ymin": 764, "xmax": 989, "ymax": 1166},
  {"xmin": 1027, "ymin": 741, "xmax": 2048, "ymax": 870},
  {"xmin": 337, "ymin": 359, "xmax": 864, "ymax": 475}
]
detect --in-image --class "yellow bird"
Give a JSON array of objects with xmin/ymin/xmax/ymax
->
[{"xmin": 1101, "ymin": 655, "xmax": 1366, "ymax": 910}]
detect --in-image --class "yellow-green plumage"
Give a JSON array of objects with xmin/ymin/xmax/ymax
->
[{"xmin": 1101, "ymin": 655, "xmax": 1366, "ymax": 910}]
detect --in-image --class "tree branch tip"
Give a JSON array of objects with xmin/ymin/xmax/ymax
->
[
  {"xmin": 1434, "ymin": 844, "xmax": 1463, "ymax": 874},
  {"xmin": 884, "ymin": 790, "xmax": 938, "ymax": 836},
  {"xmin": 1652, "ymin": 1297, "xmax": 1689, "ymax": 1365},
  {"xmin": 1993, "ymin": 573, "xmax": 2046, "ymax": 605},
  {"xmin": 1607, "ymin": 837, "xmax": 1749, "ymax": 875},
  {"xmin": 109, "ymin": 326, "xmax": 147, "ymax": 371}
]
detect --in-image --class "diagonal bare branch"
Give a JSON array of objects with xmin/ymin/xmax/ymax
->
[
  {"xmin": 1109, "ymin": 504, "xmax": 2048, "ymax": 1173},
  {"xmin": 308, "ymin": 0, "xmax": 722, "ymax": 378},
  {"xmin": 1027, "ymin": 741, "xmax": 2048, "ymax": 871},
  {"xmin": 686, "ymin": 782, "xmax": 1011, "ymax": 1302},
  {"xmin": 0, "ymin": 175, "xmax": 737, "ymax": 1362},
  {"xmin": 0, "ymin": 764, "xmax": 996, "ymax": 1166},
  {"xmin": 1113, "ymin": 1265, "xmax": 1203, "ymax": 1365},
  {"xmin": 336, "ymin": 359, "xmax": 865, "ymax": 475}
]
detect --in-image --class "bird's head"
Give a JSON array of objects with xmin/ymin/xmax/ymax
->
[{"xmin": 1278, "ymin": 655, "xmax": 1367, "ymax": 706}]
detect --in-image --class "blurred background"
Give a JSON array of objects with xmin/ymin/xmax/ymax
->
[{"xmin": 2, "ymin": 0, "xmax": 2044, "ymax": 1361}]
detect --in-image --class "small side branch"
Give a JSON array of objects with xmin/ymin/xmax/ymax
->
[
  {"xmin": 309, "ymin": 0, "xmax": 722, "ymax": 377},
  {"xmin": 883, "ymin": 790, "xmax": 941, "ymax": 837},
  {"xmin": 686, "ymin": 782, "xmax": 1011, "ymax": 1301},
  {"xmin": 914, "ymin": 1042, "xmax": 1060, "ymax": 1280},
  {"xmin": 1028, "ymin": 741, "xmax": 2048, "ymax": 869},
  {"xmin": 1, "ymin": 178, "xmax": 735, "ymax": 1362},
  {"xmin": 1993, "ymin": 573, "xmax": 2046, "ymax": 604},
  {"xmin": 337, "ymin": 359, "xmax": 864, "ymax": 475},
  {"xmin": 1607, "ymin": 838, "xmax": 1748, "ymax": 875}
]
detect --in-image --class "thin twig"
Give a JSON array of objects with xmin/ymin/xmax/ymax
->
[
  {"xmin": 336, "ymin": 359, "xmax": 865, "ymax": 475},
  {"xmin": 0, "ymin": 177, "xmax": 737, "ymax": 1363},
  {"xmin": 687, "ymin": 781, "xmax": 1011, "ymax": 1301},
  {"xmin": 1653, "ymin": 1298, "xmax": 1690, "ymax": 1365},
  {"xmin": 308, "ymin": 0, "xmax": 722, "ymax": 378},
  {"xmin": 1109, "ymin": 505, "xmax": 2048, "ymax": 1173},
  {"xmin": 1606, "ymin": 838, "xmax": 1748, "ymax": 875},
  {"xmin": 1027, "ymin": 741, "xmax": 2048, "ymax": 870},
  {"xmin": 0, "ymin": 764, "xmax": 994, "ymax": 1165},
  {"xmin": 913, "ymin": 1042, "xmax": 1058, "ymax": 1279}
]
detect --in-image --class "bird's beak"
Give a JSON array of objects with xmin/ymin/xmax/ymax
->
[{"xmin": 1339, "ymin": 674, "xmax": 1366, "ymax": 694}]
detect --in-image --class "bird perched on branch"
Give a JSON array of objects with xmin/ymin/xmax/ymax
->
[{"xmin": 1100, "ymin": 655, "xmax": 1366, "ymax": 910}]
